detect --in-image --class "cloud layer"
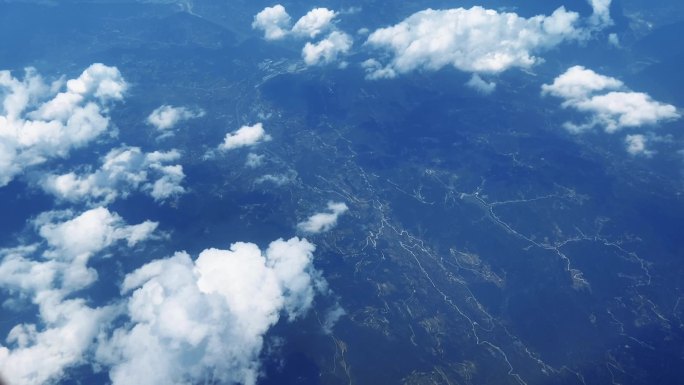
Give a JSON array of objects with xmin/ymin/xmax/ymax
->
[
  {"xmin": 41, "ymin": 146, "xmax": 186, "ymax": 204},
  {"xmin": 0, "ymin": 64, "xmax": 126, "ymax": 186}
]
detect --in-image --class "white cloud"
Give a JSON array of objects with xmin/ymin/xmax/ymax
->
[
  {"xmin": 0, "ymin": 295, "xmax": 115, "ymax": 385},
  {"xmin": 297, "ymin": 201, "xmax": 349, "ymax": 234},
  {"xmin": 466, "ymin": 74, "xmax": 496, "ymax": 94},
  {"xmin": 41, "ymin": 146, "xmax": 185, "ymax": 204},
  {"xmin": 608, "ymin": 33, "xmax": 620, "ymax": 47},
  {"xmin": 541, "ymin": 65, "xmax": 623, "ymax": 101},
  {"xmin": 146, "ymin": 105, "xmax": 204, "ymax": 133},
  {"xmin": 0, "ymin": 64, "xmax": 126, "ymax": 187},
  {"xmin": 252, "ymin": 4, "xmax": 292, "ymax": 41},
  {"xmin": 322, "ymin": 304, "xmax": 346, "ymax": 334},
  {"xmin": 38, "ymin": 207, "xmax": 157, "ymax": 263},
  {"xmin": 588, "ymin": 0, "xmax": 613, "ymax": 27},
  {"xmin": 245, "ymin": 153, "xmax": 265, "ymax": 168},
  {"xmin": 255, "ymin": 172, "xmax": 296, "ymax": 186},
  {"xmin": 253, "ymin": 5, "xmax": 338, "ymax": 41},
  {"xmin": 252, "ymin": 5, "xmax": 350, "ymax": 66},
  {"xmin": 96, "ymin": 237, "xmax": 325, "ymax": 385},
  {"xmin": 542, "ymin": 66, "xmax": 680, "ymax": 133},
  {"xmin": 219, "ymin": 122, "xmax": 271, "ymax": 151},
  {"xmin": 625, "ymin": 134, "xmax": 654, "ymax": 156},
  {"xmin": 364, "ymin": 6, "xmax": 581, "ymax": 79},
  {"xmin": 292, "ymin": 8, "xmax": 338, "ymax": 39},
  {"xmin": 302, "ymin": 31, "xmax": 353, "ymax": 66},
  {"xmin": 0, "ymin": 208, "xmax": 157, "ymax": 385}
]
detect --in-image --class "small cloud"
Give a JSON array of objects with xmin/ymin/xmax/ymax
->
[
  {"xmin": 146, "ymin": 105, "xmax": 204, "ymax": 133},
  {"xmin": 253, "ymin": 5, "xmax": 351, "ymax": 66},
  {"xmin": 608, "ymin": 33, "xmax": 620, "ymax": 48},
  {"xmin": 292, "ymin": 8, "xmax": 338, "ymax": 39},
  {"xmin": 322, "ymin": 304, "xmax": 346, "ymax": 334},
  {"xmin": 255, "ymin": 172, "xmax": 296, "ymax": 186},
  {"xmin": 625, "ymin": 134, "xmax": 654, "ymax": 156},
  {"xmin": 542, "ymin": 66, "xmax": 680, "ymax": 133},
  {"xmin": 219, "ymin": 123, "xmax": 272, "ymax": 151},
  {"xmin": 245, "ymin": 153, "xmax": 265, "ymax": 168},
  {"xmin": 302, "ymin": 31, "xmax": 353, "ymax": 66},
  {"xmin": 297, "ymin": 202, "xmax": 349, "ymax": 234},
  {"xmin": 253, "ymin": 5, "xmax": 338, "ymax": 41},
  {"xmin": 588, "ymin": 0, "xmax": 613, "ymax": 28},
  {"xmin": 466, "ymin": 74, "xmax": 496, "ymax": 95},
  {"xmin": 252, "ymin": 4, "xmax": 292, "ymax": 41},
  {"xmin": 40, "ymin": 146, "xmax": 186, "ymax": 205}
]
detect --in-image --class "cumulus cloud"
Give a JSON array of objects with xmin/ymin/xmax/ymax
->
[
  {"xmin": 252, "ymin": 4, "xmax": 292, "ymax": 41},
  {"xmin": 466, "ymin": 74, "xmax": 496, "ymax": 94},
  {"xmin": 219, "ymin": 122, "xmax": 271, "ymax": 151},
  {"xmin": 41, "ymin": 146, "xmax": 185, "ymax": 204},
  {"xmin": 253, "ymin": 5, "xmax": 350, "ymax": 66},
  {"xmin": 0, "ymin": 294, "xmax": 115, "ymax": 385},
  {"xmin": 542, "ymin": 66, "xmax": 680, "ymax": 133},
  {"xmin": 625, "ymin": 134, "xmax": 653, "ymax": 156},
  {"xmin": 0, "ymin": 208, "xmax": 157, "ymax": 385},
  {"xmin": 96, "ymin": 237, "xmax": 326, "ymax": 385},
  {"xmin": 292, "ymin": 8, "xmax": 338, "ymax": 39},
  {"xmin": 302, "ymin": 31, "xmax": 353, "ymax": 66},
  {"xmin": 297, "ymin": 202, "xmax": 349, "ymax": 234},
  {"xmin": 253, "ymin": 5, "xmax": 338, "ymax": 41},
  {"xmin": 588, "ymin": 0, "xmax": 613, "ymax": 27},
  {"xmin": 146, "ymin": 105, "xmax": 204, "ymax": 134},
  {"xmin": 0, "ymin": 64, "xmax": 126, "ymax": 187},
  {"xmin": 363, "ymin": 6, "xmax": 581, "ymax": 79}
]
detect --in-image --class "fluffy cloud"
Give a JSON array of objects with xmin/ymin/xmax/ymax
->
[
  {"xmin": 625, "ymin": 134, "xmax": 653, "ymax": 156},
  {"xmin": 41, "ymin": 146, "xmax": 185, "ymax": 204},
  {"xmin": 363, "ymin": 6, "xmax": 581, "ymax": 79},
  {"xmin": 253, "ymin": 5, "xmax": 351, "ymax": 66},
  {"xmin": 297, "ymin": 202, "xmax": 349, "ymax": 234},
  {"xmin": 253, "ymin": 5, "xmax": 337, "ymax": 40},
  {"xmin": 0, "ymin": 294, "xmax": 115, "ymax": 385},
  {"xmin": 0, "ymin": 64, "xmax": 126, "ymax": 187},
  {"xmin": 96, "ymin": 237, "xmax": 325, "ymax": 385},
  {"xmin": 0, "ymin": 208, "xmax": 157, "ymax": 385},
  {"xmin": 37, "ymin": 207, "xmax": 158, "ymax": 264},
  {"xmin": 588, "ymin": 0, "xmax": 613, "ymax": 27},
  {"xmin": 252, "ymin": 4, "xmax": 292, "ymax": 41},
  {"xmin": 292, "ymin": 8, "xmax": 338, "ymax": 39},
  {"xmin": 466, "ymin": 74, "xmax": 496, "ymax": 94},
  {"xmin": 219, "ymin": 122, "xmax": 271, "ymax": 151},
  {"xmin": 302, "ymin": 31, "xmax": 353, "ymax": 66},
  {"xmin": 542, "ymin": 66, "xmax": 680, "ymax": 133},
  {"xmin": 146, "ymin": 105, "xmax": 204, "ymax": 133}
]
